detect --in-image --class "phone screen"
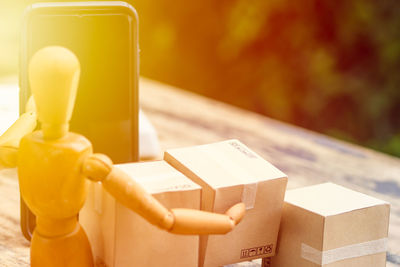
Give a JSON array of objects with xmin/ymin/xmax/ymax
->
[
  {"xmin": 19, "ymin": 2, "xmax": 139, "ymax": 240},
  {"xmin": 21, "ymin": 2, "xmax": 139, "ymax": 164}
]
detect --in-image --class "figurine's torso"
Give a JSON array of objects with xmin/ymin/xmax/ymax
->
[{"xmin": 18, "ymin": 131, "xmax": 92, "ymax": 220}]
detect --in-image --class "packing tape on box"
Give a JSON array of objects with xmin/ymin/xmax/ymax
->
[
  {"xmin": 241, "ymin": 183, "xmax": 257, "ymax": 209},
  {"xmin": 202, "ymin": 147, "xmax": 257, "ymax": 210},
  {"xmin": 301, "ymin": 238, "xmax": 388, "ymax": 265}
]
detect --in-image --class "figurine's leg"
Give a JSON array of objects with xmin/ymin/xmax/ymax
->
[{"xmin": 31, "ymin": 217, "xmax": 93, "ymax": 267}]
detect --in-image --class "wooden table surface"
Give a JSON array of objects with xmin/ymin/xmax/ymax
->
[{"xmin": 0, "ymin": 78, "xmax": 399, "ymax": 266}]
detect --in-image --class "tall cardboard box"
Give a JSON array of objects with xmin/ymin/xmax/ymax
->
[
  {"xmin": 270, "ymin": 183, "xmax": 390, "ymax": 267},
  {"xmin": 164, "ymin": 139, "xmax": 288, "ymax": 267},
  {"xmin": 80, "ymin": 161, "xmax": 202, "ymax": 267}
]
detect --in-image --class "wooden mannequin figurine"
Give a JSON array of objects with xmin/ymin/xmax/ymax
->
[{"xmin": 14, "ymin": 46, "xmax": 245, "ymax": 267}]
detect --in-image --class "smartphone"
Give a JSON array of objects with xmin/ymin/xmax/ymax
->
[{"xmin": 20, "ymin": 1, "xmax": 139, "ymax": 240}]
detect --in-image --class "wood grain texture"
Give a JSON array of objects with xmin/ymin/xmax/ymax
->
[
  {"xmin": 1, "ymin": 78, "xmax": 399, "ymax": 266},
  {"xmin": 0, "ymin": 168, "xmax": 30, "ymax": 266}
]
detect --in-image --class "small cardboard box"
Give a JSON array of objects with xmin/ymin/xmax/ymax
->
[
  {"xmin": 80, "ymin": 160, "xmax": 202, "ymax": 267},
  {"xmin": 270, "ymin": 183, "xmax": 390, "ymax": 267},
  {"xmin": 164, "ymin": 139, "xmax": 288, "ymax": 267}
]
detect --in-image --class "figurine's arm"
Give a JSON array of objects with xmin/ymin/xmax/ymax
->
[
  {"xmin": 82, "ymin": 154, "xmax": 245, "ymax": 235},
  {"xmin": 0, "ymin": 97, "xmax": 37, "ymax": 168}
]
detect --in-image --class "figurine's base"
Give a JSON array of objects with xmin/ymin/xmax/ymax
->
[{"xmin": 31, "ymin": 223, "xmax": 93, "ymax": 267}]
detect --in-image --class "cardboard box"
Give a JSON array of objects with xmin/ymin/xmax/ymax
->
[
  {"xmin": 269, "ymin": 183, "xmax": 390, "ymax": 267},
  {"xmin": 164, "ymin": 139, "xmax": 288, "ymax": 267},
  {"xmin": 80, "ymin": 160, "xmax": 202, "ymax": 267}
]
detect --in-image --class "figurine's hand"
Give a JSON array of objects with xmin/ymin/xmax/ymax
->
[
  {"xmin": 82, "ymin": 154, "xmax": 246, "ymax": 235},
  {"xmin": 0, "ymin": 99, "xmax": 37, "ymax": 168},
  {"xmin": 0, "ymin": 112, "xmax": 37, "ymax": 147},
  {"xmin": 225, "ymin": 202, "xmax": 246, "ymax": 225},
  {"xmin": 0, "ymin": 146, "xmax": 18, "ymax": 168}
]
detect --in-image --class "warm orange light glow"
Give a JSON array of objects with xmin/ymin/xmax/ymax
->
[{"xmin": 0, "ymin": 0, "xmax": 399, "ymax": 157}]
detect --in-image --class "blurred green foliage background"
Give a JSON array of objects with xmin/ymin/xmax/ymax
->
[{"xmin": 1, "ymin": 0, "xmax": 399, "ymax": 156}]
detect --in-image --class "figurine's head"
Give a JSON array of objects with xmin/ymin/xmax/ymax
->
[{"xmin": 29, "ymin": 46, "xmax": 80, "ymax": 139}]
